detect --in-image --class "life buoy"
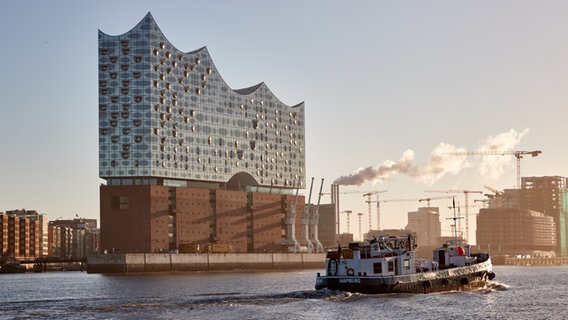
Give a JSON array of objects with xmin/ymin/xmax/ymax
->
[{"xmin": 347, "ymin": 268, "xmax": 355, "ymax": 276}]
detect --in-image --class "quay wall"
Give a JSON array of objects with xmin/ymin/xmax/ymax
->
[
  {"xmin": 87, "ymin": 253, "xmax": 325, "ymax": 273},
  {"xmin": 502, "ymin": 256, "xmax": 568, "ymax": 266}
]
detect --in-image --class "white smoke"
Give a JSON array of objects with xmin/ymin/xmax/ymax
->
[
  {"xmin": 477, "ymin": 128, "xmax": 530, "ymax": 179},
  {"xmin": 334, "ymin": 143, "xmax": 469, "ymax": 186},
  {"xmin": 334, "ymin": 128, "xmax": 529, "ymax": 186}
]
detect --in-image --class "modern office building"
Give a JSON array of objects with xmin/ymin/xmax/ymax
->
[{"xmin": 98, "ymin": 13, "xmax": 306, "ymax": 253}]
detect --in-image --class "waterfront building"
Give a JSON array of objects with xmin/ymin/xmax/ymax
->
[
  {"xmin": 0, "ymin": 210, "xmax": 45, "ymax": 259},
  {"xmin": 50, "ymin": 218, "xmax": 100, "ymax": 258},
  {"xmin": 477, "ymin": 207, "xmax": 556, "ymax": 257},
  {"xmin": 98, "ymin": 13, "xmax": 306, "ymax": 253}
]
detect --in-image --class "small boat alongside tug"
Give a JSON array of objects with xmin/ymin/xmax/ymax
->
[
  {"xmin": 0, "ymin": 259, "xmax": 27, "ymax": 274},
  {"xmin": 315, "ymin": 234, "xmax": 495, "ymax": 294}
]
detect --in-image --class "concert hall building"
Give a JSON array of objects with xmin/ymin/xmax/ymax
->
[{"xmin": 98, "ymin": 13, "xmax": 306, "ymax": 253}]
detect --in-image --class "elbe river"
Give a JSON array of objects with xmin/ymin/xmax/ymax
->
[{"xmin": 0, "ymin": 266, "xmax": 567, "ymax": 319}]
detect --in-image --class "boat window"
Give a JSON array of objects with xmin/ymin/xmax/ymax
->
[
  {"xmin": 373, "ymin": 262, "xmax": 382, "ymax": 274},
  {"xmin": 387, "ymin": 260, "xmax": 394, "ymax": 272},
  {"xmin": 403, "ymin": 259, "xmax": 410, "ymax": 270}
]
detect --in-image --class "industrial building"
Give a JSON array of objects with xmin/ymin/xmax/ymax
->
[{"xmin": 98, "ymin": 13, "xmax": 314, "ymax": 253}]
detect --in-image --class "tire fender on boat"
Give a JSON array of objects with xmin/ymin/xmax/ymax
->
[
  {"xmin": 422, "ymin": 280, "xmax": 432, "ymax": 289},
  {"xmin": 347, "ymin": 268, "xmax": 355, "ymax": 276},
  {"xmin": 460, "ymin": 277, "xmax": 469, "ymax": 285},
  {"xmin": 442, "ymin": 279, "xmax": 449, "ymax": 286},
  {"xmin": 488, "ymin": 272, "xmax": 495, "ymax": 280},
  {"xmin": 327, "ymin": 259, "xmax": 338, "ymax": 276}
]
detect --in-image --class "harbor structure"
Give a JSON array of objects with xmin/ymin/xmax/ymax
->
[{"xmin": 98, "ymin": 13, "xmax": 307, "ymax": 253}]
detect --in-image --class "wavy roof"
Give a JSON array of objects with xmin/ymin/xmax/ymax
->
[{"xmin": 101, "ymin": 12, "xmax": 303, "ymax": 108}]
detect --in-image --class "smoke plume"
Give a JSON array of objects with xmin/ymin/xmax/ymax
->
[
  {"xmin": 477, "ymin": 128, "xmax": 529, "ymax": 179},
  {"xmin": 334, "ymin": 128, "xmax": 529, "ymax": 186}
]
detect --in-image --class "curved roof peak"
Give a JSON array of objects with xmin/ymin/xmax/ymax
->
[{"xmin": 234, "ymin": 82, "xmax": 265, "ymax": 95}]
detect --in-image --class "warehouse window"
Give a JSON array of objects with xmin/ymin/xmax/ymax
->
[{"xmin": 111, "ymin": 196, "xmax": 129, "ymax": 210}]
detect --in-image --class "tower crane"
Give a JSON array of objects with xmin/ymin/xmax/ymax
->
[
  {"xmin": 355, "ymin": 197, "xmax": 420, "ymax": 234},
  {"xmin": 357, "ymin": 212, "xmax": 364, "ymax": 241},
  {"xmin": 368, "ymin": 198, "xmax": 423, "ymax": 230},
  {"xmin": 484, "ymin": 185, "xmax": 503, "ymax": 196},
  {"xmin": 340, "ymin": 210, "xmax": 353, "ymax": 234},
  {"xmin": 320, "ymin": 186, "xmax": 380, "ymax": 236},
  {"xmin": 444, "ymin": 150, "xmax": 541, "ymax": 189},
  {"xmin": 418, "ymin": 196, "xmax": 453, "ymax": 207},
  {"xmin": 425, "ymin": 190, "xmax": 483, "ymax": 243},
  {"xmin": 363, "ymin": 190, "xmax": 387, "ymax": 231}
]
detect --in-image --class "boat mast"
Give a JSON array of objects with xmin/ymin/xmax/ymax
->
[{"xmin": 447, "ymin": 197, "xmax": 463, "ymax": 240}]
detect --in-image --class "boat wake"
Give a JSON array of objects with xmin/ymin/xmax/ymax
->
[
  {"xmin": 485, "ymin": 281, "xmax": 510, "ymax": 291},
  {"xmin": 189, "ymin": 289, "xmax": 350, "ymax": 307}
]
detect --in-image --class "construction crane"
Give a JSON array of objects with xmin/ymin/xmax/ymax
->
[
  {"xmin": 340, "ymin": 210, "xmax": 353, "ymax": 234},
  {"xmin": 363, "ymin": 190, "xmax": 387, "ymax": 231},
  {"xmin": 369, "ymin": 198, "xmax": 423, "ymax": 230},
  {"xmin": 357, "ymin": 212, "xmax": 364, "ymax": 241},
  {"xmin": 320, "ymin": 190, "xmax": 382, "ymax": 197},
  {"xmin": 484, "ymin": 185, "xmax": 503, "ymax": 196},
  {"xmin": 320, "ymin": 186, "xmax": 380, "ymax": 236},
  {"xmin": 444, "ymin": 150, "xmax": 542, "ymax": 189},
  {"xmin": 418, "ymin": 196, "xmax": 453, "ymax": 207},
  {"xmin": 425, "ymin": 190, "xmax": 483, "ymax": 243}
]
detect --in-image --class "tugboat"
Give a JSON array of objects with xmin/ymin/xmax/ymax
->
[{"xmin": 315, "ymin": 234, "xmax": 495, "ymax": 294}]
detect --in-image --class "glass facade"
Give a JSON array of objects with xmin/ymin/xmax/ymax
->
[{"xmin": 98, "ymin": 13, "xmax": 305, "ymax": 188}]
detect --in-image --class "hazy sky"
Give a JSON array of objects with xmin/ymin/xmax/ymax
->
[{"xmin": 1, "ymin": 1, "xmax": 566, "ymax": 242}]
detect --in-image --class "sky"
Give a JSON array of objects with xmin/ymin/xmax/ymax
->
[{"xmin": 1, "ymin": 1, "xmax": 567, "ymax": 243}]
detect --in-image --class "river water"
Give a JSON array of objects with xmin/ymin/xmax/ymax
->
[{"xmin": 0, "ymin": 266, "xmax": 566, "ymax": 319}]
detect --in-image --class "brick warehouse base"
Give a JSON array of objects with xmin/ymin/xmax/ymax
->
[{"xmin": 87, "ymin": 252, "xmax": 325, "ymax": 273}]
